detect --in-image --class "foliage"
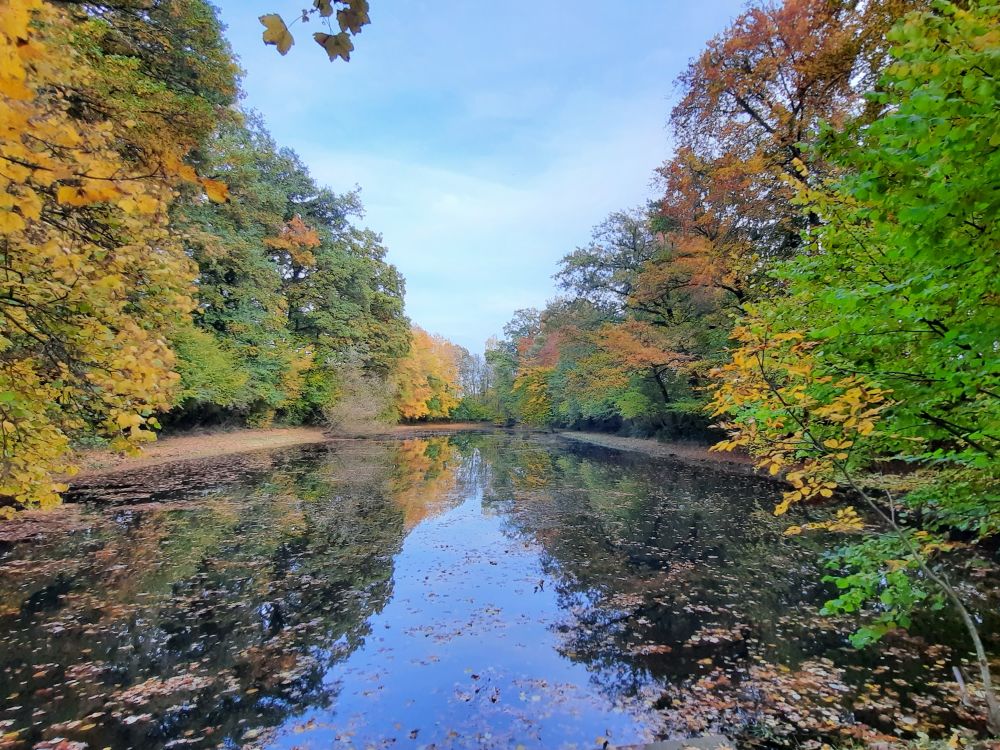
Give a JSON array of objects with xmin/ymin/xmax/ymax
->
[
  {"xmin": 393, "ymin": 327, "xmax": 462, "ymax": 421},
  {"xmin": 707, "ymin": 0, "xmax": 1000, "ymax": 728},
  {"xmin": 511, "ymin": 366, "xmax": 555, "ymax": 427},
  {"xmin": 0, "ymin": 0, "xmax": 234, "ymax": 509},
  {"xmin": 170, "ymin": 325, "xmax": 249, "ymax": 411},
  {"xmin": 259, "ymin": 0, "xmax": 370, "ymax": 60}
]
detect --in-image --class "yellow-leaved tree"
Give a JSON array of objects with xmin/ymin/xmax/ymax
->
[
  {"xmin": 393, "ymin": 327, "xmax": 461, "ymax": 421},
  {"xmin": 0, "ymin": 0, "xmax": 228, "ymax": 511}
]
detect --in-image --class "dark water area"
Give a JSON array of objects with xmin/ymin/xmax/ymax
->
[{"xmin": 0, "ymin": 433, "xmax": 994, "ymax": 749}]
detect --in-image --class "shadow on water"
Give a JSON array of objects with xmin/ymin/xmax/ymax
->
[{"xmin": 0, "ymin": 433, "xmax": 995, "ymax": 749}]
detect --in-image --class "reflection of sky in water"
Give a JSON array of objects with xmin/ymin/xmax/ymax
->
[
  {"xmin": 268, "ymin": 482, "xmax": 662, "ymax": 749},
  {"xmin": 2, "ymin": 434, "xmax": 987, "ymax": 750}
]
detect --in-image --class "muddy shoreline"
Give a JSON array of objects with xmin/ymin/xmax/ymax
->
[
  {"xmin": 69, "ymin": 422, "xmax": 499, "ymax": 481},
  {"xmin": 557, "ymin": 431, "xmax": 764, "ymax": 477}
]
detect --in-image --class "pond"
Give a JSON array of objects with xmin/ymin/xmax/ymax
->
[{"xmin": 0, "ymin": 432, "xmax": 991, "ymax": 749}]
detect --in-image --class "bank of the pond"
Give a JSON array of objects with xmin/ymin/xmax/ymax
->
[
  {"xmin": 71, "ymin": 423, "xmax": 496, "ymax": 481},
  {"xmin": 559, "ymin": 431, "xmax": 759, "ymax": 476},
  {"xmin": 71, "ymin": 426, "xmax": 330, "ymax": 479}
]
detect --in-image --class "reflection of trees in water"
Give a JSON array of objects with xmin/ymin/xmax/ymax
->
[
  {"xmin": 0, "ymin": 443, "xmax": 407, "ymax": 750},
  {"xmin": 389, "ymin": 438, "xmax": 464, "ymax": 529},
  {"xmin": 448, "ymin": 435, "xmax": 988, "ymax": 740},
  {"xmin": 453, "ymin": 435, "xmax": 833, "ymax": 711}
]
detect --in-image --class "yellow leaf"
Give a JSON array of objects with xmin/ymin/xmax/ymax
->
[
  {"xmin": 0, "ymin": 209, "xmax": 25, "ymax": 232},
  {"xmin": 115, "ymin": 412, "xmax": 143, "ymax": 430},
  {"xmin": 260, "ymin": 14, "xmax": 294, "ymax": 55},
  {"xmin": 337, "ymin": 0, "xmax": 370, "ymax": 34},
  {"xmin": 201, "ymin": 178, "xmax": 229, "ymax": 203}
]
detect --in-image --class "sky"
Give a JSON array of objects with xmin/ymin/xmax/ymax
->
[{"xmin": 214, "ymin": 0, "xmax": 746, "ymax": 352}]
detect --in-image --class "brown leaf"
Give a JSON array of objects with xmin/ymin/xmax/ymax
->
[
  {"xmin": 337, "ymin": 0, "xmax": 370, "ymax": 34},
  {"xmin": 314, "ymin": 31, "xmax": 353, "ymax": 62}
]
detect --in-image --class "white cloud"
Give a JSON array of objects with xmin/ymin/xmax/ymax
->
[{"xmin": 300, "ymin": 91, "xmax": 669, "ymax": 350}]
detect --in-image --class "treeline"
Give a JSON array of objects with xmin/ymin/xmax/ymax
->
[
  {"xmin": 480, "ymin": 0, "xmax": 925, "ymax": 436},
  {"xmin": 0, "ymin": 0, "xmax": 425, "ymax": 508},
  {"xmin": 482, "ymin": 0, "xmax": 1000, "ymax": 724}
]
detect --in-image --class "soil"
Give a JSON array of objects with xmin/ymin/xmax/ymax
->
[
  {"xmin": 70, "ymin": 426, "xmax": 331, "ymax": 480},
  {"xmin": 557, "ymin": 431, "xmax": 763, "ymax": 476},
  {"xmin": 70, "ymin": 423, "xmax": 498, "ymax": 481}
]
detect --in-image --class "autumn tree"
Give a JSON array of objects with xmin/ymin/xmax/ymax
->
[
  {"xmin": 668, "ymin": 0, "xmax": 921, "ymax": 262},
  {"xmin": 710, "ymin": 0, "xmax": 1000, "ymax": 729},
  {"xmin": 0, "ymin": 0, "xmax": 234, "ymax": 509},
  {"xmin": 393, "ymin": 327, "xmax": 462, "ymax": 422}
]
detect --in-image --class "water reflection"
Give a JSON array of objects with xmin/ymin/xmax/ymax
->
[{"xmin": 0, "ymin": 433, "xmax": 990, "ymax": 750}]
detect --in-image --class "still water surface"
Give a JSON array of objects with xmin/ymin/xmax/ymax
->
[{"xmin": 0, "ymin": 433, "xmax": 985, "ymax": 749}]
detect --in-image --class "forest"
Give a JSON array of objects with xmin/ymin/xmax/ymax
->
[{"xmin": 1, "ymin": 0, "xmax": 999, "ymax": 747}]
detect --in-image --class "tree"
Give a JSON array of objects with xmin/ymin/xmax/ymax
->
[
  {"xmin": 709, "ymin": 0, "xmax": 1000, "ymax": 730},
  {"xmin": 512, "ymin": 367, "xmax": 554, "ymax": 427},
  {"xmin": 552, "ymin": 210, "xmax": 727, "ymax": 429},
  {"xmin": 393, "ymin": 328, "xmax": 462, "ymax": 421},
  {"xmin": 0, "ymin": 0, "xmax": 234, "ymax": 509},
  {"xmin": 658, "ymin": 0, "xmax": 924, "ymax": 305}
]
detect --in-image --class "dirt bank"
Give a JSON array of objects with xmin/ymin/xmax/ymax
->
[
  {"xmin": 71, "ymin": 423, "xmax": 497, "ymax": 481},
  {"xmin": 558, "ymin": 431, "xmax": 764, "ymax": 477},
  {"xmin": 71, "ymin": 426, "xmax": 330, "ymax": 480}
]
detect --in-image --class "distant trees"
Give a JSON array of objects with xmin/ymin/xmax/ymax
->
[{"xmin": 392, "ymin": 327, "xmax": 463, "ymax": 422}]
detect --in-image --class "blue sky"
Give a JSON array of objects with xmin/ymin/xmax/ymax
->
[{"xmin": 214, "ymin": 0, "xmax": 745, "ymax": 352}]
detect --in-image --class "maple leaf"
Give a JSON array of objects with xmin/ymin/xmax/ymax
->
[
  {"xmin": 314, "ymin": 31, "xmax": 353, "ymax": 62},
  {"xmin": 313, "ymin": 0, "xmax": 334, "ymax": 18},
  {"xmin": 337, "ymin": 0, "xmax": 370, "ymax": 34},
  {"xmin": 259, "ymin": 14, "xmax": 293, "ymax": 55}
]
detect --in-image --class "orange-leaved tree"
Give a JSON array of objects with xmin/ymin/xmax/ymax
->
[{"xmin": 393, "ymin": 327, "xmax": 461, "ymax": 421}]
